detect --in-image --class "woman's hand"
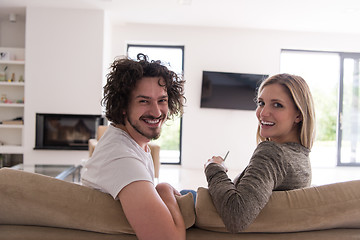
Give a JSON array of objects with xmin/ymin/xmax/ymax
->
[{"xmin": 204, "ymin": 156, "xmax": 228, "ymax": 172}]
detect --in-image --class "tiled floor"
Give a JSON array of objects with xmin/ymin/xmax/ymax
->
[
  {"xmin": 157, "ymin": 164, "xmax": 360, "ymax": 191},
  {"xmin": 157, "ymin": 143, "xmax": 360, "ymax": 191}
]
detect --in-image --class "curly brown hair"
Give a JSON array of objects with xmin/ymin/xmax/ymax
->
[{"xmin": 102, "ymin": 53, "xmax": 186, "ymax": 125}]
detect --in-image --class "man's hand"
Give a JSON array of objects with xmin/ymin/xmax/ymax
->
[{"xmin": 156, "ymin": 182, "xmax": 181, "ymax": 198}]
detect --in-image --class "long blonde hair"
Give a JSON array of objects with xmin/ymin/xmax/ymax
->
[{"xmin": 256, "ymin": 74, "xmax": 316, "ymax": 149}]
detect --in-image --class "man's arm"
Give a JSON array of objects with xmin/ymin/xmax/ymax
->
[{"xmin": 118, "ymin": 181, "xmax": 185, "ymax": 240}]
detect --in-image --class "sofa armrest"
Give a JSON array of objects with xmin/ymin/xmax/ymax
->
[
  {"xmin": 148, "ymin": 143, "xmax": 160, "ymax": 178},
  {"xmin": 88, "ymin": 139, "xmax": 98, "ymax": 157}
]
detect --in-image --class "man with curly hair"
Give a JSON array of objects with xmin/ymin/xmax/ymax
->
[{"xmin": 82, "ymin": 54, "xmax": 186, "ymax": 240}]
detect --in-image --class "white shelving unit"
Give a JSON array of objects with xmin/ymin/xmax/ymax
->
[
  {"xmin": 0, "ymin": 80, "xmax": 25, "ymax": 85},
  {"xmin": 0, "ymin": 145, "xmax": 24, "ymax": 154},
  {"xmin": 0, "ymin": 102, "xmax": 25, "ymax": 107},
  {"xmin": 0, "ymin": 60, "xmax": 25, "ymax": 65},
  {"xmin": 0, "ymin": 48, "xmax": 25, "ymax": 155},
  {"xmin": 0, "ymin": 124, "xmax": 23, "ymax": 129}
]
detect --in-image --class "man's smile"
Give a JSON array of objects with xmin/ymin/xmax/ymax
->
[{"xmin": 140, "ymin": 115, "xmax": 166, "ymax": 128}]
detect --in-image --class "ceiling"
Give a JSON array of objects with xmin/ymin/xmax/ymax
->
[{"xmin": 1, "ymin": 0, "xmax": 360, "ymax": 34}]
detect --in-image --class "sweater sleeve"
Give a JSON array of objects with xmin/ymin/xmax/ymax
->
[{"xmin": 205, "ymin": 142, "xmax": 287, "ymax": 233}]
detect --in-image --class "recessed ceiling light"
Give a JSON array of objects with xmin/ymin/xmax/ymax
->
[
  {"xmin": 344, "ymin": 8, "xmax": 359, "ymax": 13},
  {"xmin": 178, "ymin": 0, "xmax": 192, "ymax": 6},
  {"xmin": 9, "ymin": 13, "xmax": 16, "ymax": 23}
]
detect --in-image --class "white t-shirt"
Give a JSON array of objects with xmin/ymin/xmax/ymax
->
[{"xmin": 81, "ymin": 124, "xmax": 155, "ymax": 199}]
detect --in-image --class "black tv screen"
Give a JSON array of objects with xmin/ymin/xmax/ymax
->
[{"xmin": 200, "ymin": 71, "xmax": 268, "ymax": 110}]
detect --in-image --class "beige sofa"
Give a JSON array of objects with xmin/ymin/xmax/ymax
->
[{"xmin": 1, "ymin": 168, "xmax": 360, "ymax": 240}]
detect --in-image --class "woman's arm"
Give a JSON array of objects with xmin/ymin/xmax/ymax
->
[{"xmin": 205, "ymin": 143, "xmax": 287, "ymax": 233}]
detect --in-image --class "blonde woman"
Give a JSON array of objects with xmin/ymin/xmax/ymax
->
[{"xmin": 204, "ymin": 73, "xmax": 316, "ymax": 233}]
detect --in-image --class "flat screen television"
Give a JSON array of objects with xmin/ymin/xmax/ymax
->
[{"xmin": 200, "ymin": 71, "xmax": 268, "ymax": 110}]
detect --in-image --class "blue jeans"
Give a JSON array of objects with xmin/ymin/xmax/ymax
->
[{"xmin": 180, "ymin": 189, "xmax": 197, "ymax": 204}]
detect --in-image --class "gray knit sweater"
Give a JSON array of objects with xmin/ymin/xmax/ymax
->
[{"xmin": 205, "ymin": 141, "xmax": 311, "ymax": 233}]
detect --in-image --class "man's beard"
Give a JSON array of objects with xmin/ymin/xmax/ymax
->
[{"xmin": 127, "ymin": 115, "xmax": 165, "ymax": 140}]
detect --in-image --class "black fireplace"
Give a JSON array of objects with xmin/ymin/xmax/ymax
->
[{"xmin": 35, "ymin": 113, "xmax": 103, "ymax": 150}]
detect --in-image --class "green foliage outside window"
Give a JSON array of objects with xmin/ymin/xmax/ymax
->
[
  {"xmin": 312, "ymin": 88, "xmax": 337, "ymax": 141},
  {"xmin": 151, "ymin": 117, "xmax": 181, "ymax": 150}
]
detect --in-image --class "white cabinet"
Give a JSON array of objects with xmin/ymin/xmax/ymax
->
[{"xmin": 0, "ymin": 48, "xmax": 25, "ymax": 154}]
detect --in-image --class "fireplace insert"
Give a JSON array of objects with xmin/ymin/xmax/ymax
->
[{"xmin": 35, "ymin": 113, "xmax": 103, "ymax": 150}]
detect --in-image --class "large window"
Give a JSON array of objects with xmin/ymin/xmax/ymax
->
[
  {"xmin": 281, "ymin": 50, "xmax": 360, "ymax": 166},
  {"xmin": 127, "ymin": 45, "xmax": 184, "ymax": 164}
]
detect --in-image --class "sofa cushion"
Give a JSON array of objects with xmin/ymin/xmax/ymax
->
[
  {"xmin": 195, "ymin": 180, "xmax": 360, "ymax": 233},
  {"xmin": 0, "ymin": 168, "xmax": 195, "ymax": 234}
]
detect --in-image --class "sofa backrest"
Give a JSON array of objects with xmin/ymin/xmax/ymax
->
[
  {"xmin": 2, "ymin": 168, "xmax": 360, "ymax": 235},
  {"xmin": 195, "ymin": 181, "xmax": 360, "ymax": 233},
  {"xmin": 0, "ymin": 168, "xmax": 194, "ymax": 234}
]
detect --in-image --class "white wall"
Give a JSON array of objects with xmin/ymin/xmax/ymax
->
[
  {"xmin": 0, "ymin": 18, "xmax": 25, "ymax": 48},
  {"xmin": 18, "ymin": 9, "xmax": 360, "ymax": 169},
  {"xmin": 111, "ymin": 23, "xmax": 360, "ymax": 171},
  {"xmin": 24, "ymin": 7, "xmax": 105, "ymax": 165}
]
